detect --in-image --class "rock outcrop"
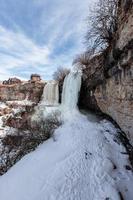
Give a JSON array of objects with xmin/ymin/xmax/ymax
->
[
  {"xmin": 30, "ymin": 74, "xmax": 41, "ymax": 82},
  {"xmin": 0, "ymin": 81, "xmax": 45, "ymax": 103},
  {"xmin": 4, "ymin": 108, "xmax": 33, "ymax": 130},
  {"xmin": 80, "ymin": 0, "xmax": 133, "ymax": 144},
  {"xmin": 3, "ymin": 78, "xmax": 21, "ymax": 85}
]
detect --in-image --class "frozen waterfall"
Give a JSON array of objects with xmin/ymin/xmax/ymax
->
[
  {"xmin": 32, "ymin": 69, "xmax": 82, "ymax": 122},
  {"xmin": 61, "ymin": 70, "xmax": 82, "ymax": 111},
  {"xmin": 32, "ymin": 81, "xmax": 59, "ymax": 122},
  {"xmin": 41, "ymin": 81, "xmax": 59, "ymax": 106}
]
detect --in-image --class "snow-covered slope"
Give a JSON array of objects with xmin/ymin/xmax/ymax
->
[{"xmin": 0, "ymin": 112, "xmax": 132, "ymax": 200}]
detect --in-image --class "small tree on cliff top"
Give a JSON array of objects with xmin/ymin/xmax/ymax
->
[{"xmin": 86, "ymin": 0, "xmax": 118, "ymax": 53}]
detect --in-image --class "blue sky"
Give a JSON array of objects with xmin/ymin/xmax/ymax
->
[{"xmin": 0, "ymin": 0, "xmax": 93, "ymax": 80}]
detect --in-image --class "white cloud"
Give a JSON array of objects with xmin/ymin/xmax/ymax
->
[
  {"xmin": 0, "ymin": 26, "xmax": 51, "ymax": 80},
  {"xmin": 0, "ymin": 0, "xmax": 96, "ymax": 81},
  {"xmin": 39, "ymin": 0, "xmax": 89, "ymax": 50},
  {"xmin": 0, "ymin": 26, "xmax": 50, "ymax": 67}
]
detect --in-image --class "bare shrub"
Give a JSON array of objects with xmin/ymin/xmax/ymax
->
[
  {"xmin": 53, "ymin": 67, "xmax": 70, "ymax": 82},
  {"xmin": 72, "ymin": 52, "xmax": 93, "ymax": 70},
  {"xmin": 31, "ymin": 111, "xmax": 62, "ymax": 141}
]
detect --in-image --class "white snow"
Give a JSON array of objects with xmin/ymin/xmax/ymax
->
[
  {"xmin": 0, "ymin": 102, "xmax": 7, "ymax": 109},
  {"xmin": 0, "ymin": 111, "xmax": 132, "ymax": 200},
  {"xmin": 6, "ymin": 99, "xmax": 34, "ymax": 106}
]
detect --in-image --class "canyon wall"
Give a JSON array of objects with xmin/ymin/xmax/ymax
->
[
  {"xmin": 80, "ymin": 0, "xmax": 133, "ymax": 144},
  {"xmin": 0, "ymin": 81, "xmax": 45, "ymax": 104}
]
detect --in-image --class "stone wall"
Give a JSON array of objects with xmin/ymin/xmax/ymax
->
[
  {"xmin": 116, "ymin": 0, "xmax": 133, "ymax": 49},
  {"xmin": 79, "ymin": 54, "xmax": 104, "ymax": 112},
  {"xmin": 80, "ymin": 0, "xmax": 133, "ymax": 144},
  {"xmin": 95, "ymin": 65, "xmax": 133, "ymax": 142}
]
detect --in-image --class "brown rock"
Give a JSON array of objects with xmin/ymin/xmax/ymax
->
[
  {"xmin": 30, "ymin": 74, "xmax": 41, "ymax": 82},
  {"xmin": 0, "ymin": 81, "xmax": 45, "ymax": 103},
  {"xmin": 5, "ymin": 110, "xmax": 32, "ymax": 130},
  {"xmin": 3, "ymin": 78, "xmax": 21, "ymax": 85},
  {"xmin": 0, "ymin": 107, "xmax": 12, "ymax": 116}
]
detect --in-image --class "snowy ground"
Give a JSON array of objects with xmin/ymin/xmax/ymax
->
[
  {"xmin": 6, "ymin": 99, "xmax": 34, "ymax": 106},
  {"xmin": 0, "ymin": 111, "xmax": 132, "ymax": 200},
  {"xmin": 0, "ymin": 102, "xmax": 7, "ymax": 109}
]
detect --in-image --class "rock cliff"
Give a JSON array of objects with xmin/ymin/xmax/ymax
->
[
  {"xmin": 0, "ymin": 81, "xmax": 45, "ymax": 103},
  {"xmin": 80, "ymin": 0, "xmax": 133, "ymax": 144}
]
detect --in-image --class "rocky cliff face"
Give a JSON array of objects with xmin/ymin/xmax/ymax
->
[
  {"xmin": 0, "ymin": 81, "xmax": 45, "ymax": 103},
  {"xmin": 116, "ymin": 0, "xmax": 133, "ymax": 50},
  {"xmin": 80, "ymin": 0, "xmax": 133, "ymax": 144}
]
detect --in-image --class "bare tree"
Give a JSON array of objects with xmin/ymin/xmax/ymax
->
[
  {"xmin": 53, "ymin": 67, "xmax": 70, "ymax": 82},
  {"xmin": 86, "ymin": 0, "xmax": 118, "ymax": 52},
  {"xmin": 72, "ymin": 51, "xmax": 93, "ymax": 70}
]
